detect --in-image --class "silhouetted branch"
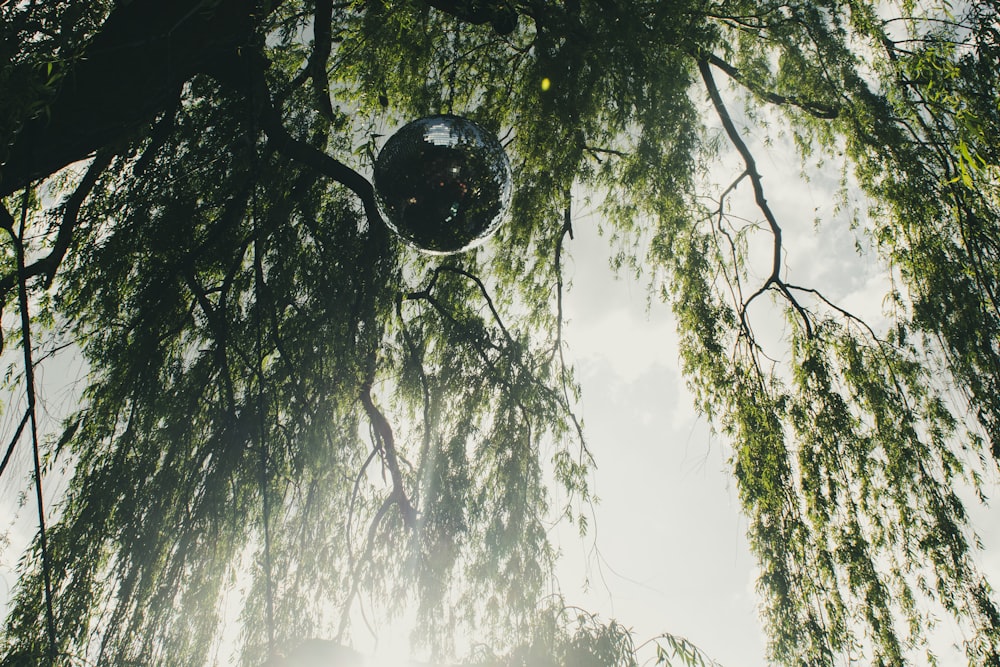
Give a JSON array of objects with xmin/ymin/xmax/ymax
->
[
  {"xmin": 308, "ymin": 0, "xmax": 336, "ymax": 121},
  {"xmin": 231, "ymin": 54, "xmax": 383, "ymax": 229},
  {"xmin": 699, "ymin": 57, "xmax": 813, "ymax": 339},
  {"xmin": 553, "ymin": 203, "xmax": 588, "ymax": 461},
  {"xmin": 703, "ymin": 52, "xmax": 840, "ymax": 119},
  {"xmin": 436, "ymin": 266, "xmax": 515, "ymax": 346},
  {"xmin": 0, "ymin": 151, "xmax": 112, "ymax": 298},
  {"xmin": 0, "ymin": 409, "xmax": 30, "ymax": 482},
  {"xmin": 359, "ymin": 381, "xmax": 417, "ymax": 529},
  {"xmin": 335, "ymin": 496, "xmax": 393, "ymax": 642},
  {"xmin": 395, "ymin": 297, "xmax": 433, "ymax": 503}
]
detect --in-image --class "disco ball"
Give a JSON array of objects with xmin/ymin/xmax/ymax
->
[{"xmin": 374, "ymin": 114, "xmax": 512, "ymax": 254}]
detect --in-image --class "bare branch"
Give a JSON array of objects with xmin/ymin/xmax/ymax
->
[{"xmin": 698, "ymin": 57, "xmax": 814, "ymax": 338}]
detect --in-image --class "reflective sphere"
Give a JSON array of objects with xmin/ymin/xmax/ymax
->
[{"xmin": 374, "ymin": 115, "xmax": 512, "ymax": 254}]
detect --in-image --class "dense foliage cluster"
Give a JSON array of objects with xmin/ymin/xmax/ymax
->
[{"xmin": 1, "ymin": 0, "xmax": 999, "ymax": 665}]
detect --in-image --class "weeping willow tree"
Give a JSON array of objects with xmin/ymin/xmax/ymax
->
[{"xmin": 1, "ymin": 0, "xmax": 999, "ymax": 664}]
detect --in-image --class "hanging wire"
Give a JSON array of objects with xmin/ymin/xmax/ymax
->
[{"xmin": 6, "ymin": 186, "xmax": 59, "ymax": 665}]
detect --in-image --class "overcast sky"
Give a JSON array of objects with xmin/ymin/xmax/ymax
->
[{"xmin": 549, "ymin": 120, "xmax": 1000, "ymax": 666}]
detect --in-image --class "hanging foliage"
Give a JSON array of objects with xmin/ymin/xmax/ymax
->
[{"xmin": 1, "ymin": 0, "xmax": 999, "ymax": 665}]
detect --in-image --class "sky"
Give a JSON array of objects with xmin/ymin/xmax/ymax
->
[
  {"xmin": 554, "ymin": 215, "xmax": 765, "ymax": 665},
  {"xmin": 3, "ymin": 98, "xmax": 1000, "ymax": 667},
  {"xmin": 548, "ymin": 120, "xmax": 1000, "ymax": 666}
]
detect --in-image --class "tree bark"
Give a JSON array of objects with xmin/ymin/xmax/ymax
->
[{"xmin": 0, "ymin": 0, "xmax": 514, "ymax": 198}]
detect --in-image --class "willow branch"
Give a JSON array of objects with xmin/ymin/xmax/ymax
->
[
  {"xmin": 215, "ymin": 49, "xmax": 382, "ymax": 229},
  {"xmin": 699, "ymin": 57, "xmax": 813, "ymax": 338},
  {"xmin": 346, "ymin": 446, "xmax": 381, "ymax": 568},
  {"xmin": 0, "ymin": 151, "xmax": 112, "ymax": 298},
  {"xmin": 703, "ymin": 52, "xmax": 840, "ymax": 119},
  {"xmin": 0, "ymin": 409, "xmax": 30, "ymax": 482},
  {"xmin": 395, "ymin": 297, "xmax": 432, "ymax": 505},
  {"xmin": 359, "ymin": 382, "xmax": 416, "ymax": 529},
  {"xmin": 335, "ymin": 496, "xmax": 393, "ymax": 642},
  {"xmin": 554, "ymin": 204, "xmax": 588, "ymax": 460},
  {"xmin": 435, "ymin": 266, "xmax": 515, "ymax": 346},
  {"xmin": 308, "ymin": 0, "xmax": 336, "ymax": 120}
]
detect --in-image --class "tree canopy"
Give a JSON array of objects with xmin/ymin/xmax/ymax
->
[{"xmin": 1, "ymin": 0, "xmax": 999, "ymax": 664}]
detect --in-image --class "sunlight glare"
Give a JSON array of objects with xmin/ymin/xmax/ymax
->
[{"xmin": 365, "ymin": 648, "xmax": 411, "ymax": 667}]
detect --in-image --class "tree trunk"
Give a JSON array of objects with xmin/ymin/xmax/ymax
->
[{"xmin": 0, "ymin": 0, "xmax": 258, "ymax": 197}]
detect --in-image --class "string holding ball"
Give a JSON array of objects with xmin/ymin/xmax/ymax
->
[{"xmin": 373, "ymin": 115, "xmax": 512, "ymax": 255}]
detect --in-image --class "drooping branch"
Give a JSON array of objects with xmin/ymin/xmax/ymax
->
[
  {"xmin": 698, "ymin": 57, "xmax": 813, "ymax": 339},
  {"xmin": 405, "ymin": 266, "xmax": 512, "ymax": 356},
  {"xmin": 359, "ymin": 381, "xmax": 417, "ymax": 529},
  {"xmin": 394, "ymin": 297, "xmax": 433, "ymax": 502},
  {"xmin": 553, "ymin": 203, "xmax": 587, "ymax": 458},
  {"xmin": 434, "ymin": 266, "xmax": 515, "ymax": 346},
  {"xmin": 0, "ymin": 409, "xmax": 30, "ymax": 482},
  {"xmin": 0, "ymin": 151, "xmax": 111, "ymax": 300},
  {"xmin": 335, "ymin": 496, "xmax": 394, "ymax": 642},
  {"xmin": 259, "ymin": 116, "xmax": 381, "ymax": 229},
  {"xmin": 402, "ymin": 265, "xmax": 576, "ymax": 459},
  {"xmin": 216, "ymin": 49, "xmax": 384, "ymax": 230}
]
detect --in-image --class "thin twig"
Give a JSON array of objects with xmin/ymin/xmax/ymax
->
[
  {"xmin": 0, "ymin": 410, "xmax": 30, "ymax": 482},
  {"xmin": 553, "ymin": 202, "xmax": 589, "ymax": 462}
]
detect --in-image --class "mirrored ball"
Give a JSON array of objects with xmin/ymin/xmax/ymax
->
[{"xmin": 374, "ymin": 115, "xmax": 512, "ymax": 254}]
